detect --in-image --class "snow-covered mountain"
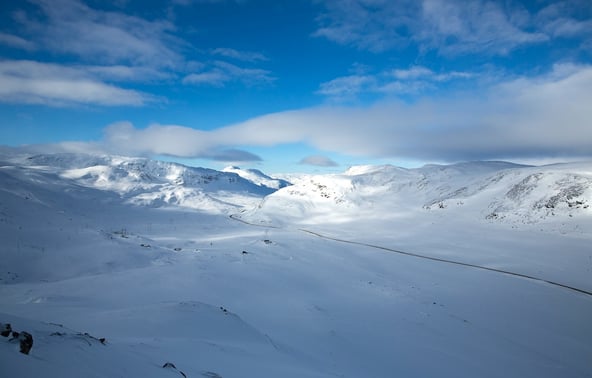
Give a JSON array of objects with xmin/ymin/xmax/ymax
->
[
  {"xmin": 2, "ymin": 151, "xmax": 591, "ymax": 377},
  {"xmin": 222, "ymin": 165, "xmax": 290, "ymax": 190},
  {"xmin": 3, "ymin": 152, "xmax": 289, "ymax": 213},
  {"xmin": 243, "ymin": 161, "xmax": 592, "ymax": 232}
]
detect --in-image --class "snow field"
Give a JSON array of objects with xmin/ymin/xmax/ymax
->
[{"xmin": 1, "ymin": 152, "xmax": 591, "ymax": 377}]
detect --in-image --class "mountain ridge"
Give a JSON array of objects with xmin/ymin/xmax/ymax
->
[
  {"xmin": 2, "ymin": 152, "xmax": 289, "ymax": 213},
  {"xmin": 2, "ymin": 151, "xmax": 591, "ymax": 232},
  {"xmin": 243, "ymin": 160, "xmax": 592, "ymax": 232},
  {"xmin": 1, "ymin": 150, "xmax": 591, "ymax": 377}
]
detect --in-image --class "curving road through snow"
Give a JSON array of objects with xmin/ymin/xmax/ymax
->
[{"xmin": 230, "ymin": 214, "xmax": 592, "ymax": 297}]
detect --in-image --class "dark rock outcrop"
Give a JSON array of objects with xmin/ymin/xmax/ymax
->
[
  {"xmin": 163, "ymin": 362, "xmax": 187, "ymax": 377},
  {"xmin": 0, "ymin": 323, "xmax": 12, "ymax": 337}
]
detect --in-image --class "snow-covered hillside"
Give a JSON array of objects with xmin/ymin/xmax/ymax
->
[
  {"xmin": 1, "ymin": 152, "xmax": 591, "ymax": 377},
  {"xmin": 4, "ymin": 152, "xmax": 288, "ymax": 213},
  {"xmin": 222, "ymin": 166, "xmax": 290, "ymax": 190},
  {"xmin": 244, "ymin": 161, "xmax": 592, "ymax": 231}
]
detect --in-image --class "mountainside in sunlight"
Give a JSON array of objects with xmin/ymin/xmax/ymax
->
[
  {"xmin": 2, "ymin": 151, "xmax": 592, "ymax": 377},
  {"xmin": 244, "ymin": 161, "xmax": 592, "ymax": 232},
  {"xmin": 3, "ymin": 152, "xmax": 590, "ymax": 231},
  {"xmin": 222, "ymin": 165, "xmax": 291, "ymax": 190},
  {"xmin": 0, "ymin": 152, "xmax": 288, "ymax": 284},
  {"xmin": 1, "ymin": 152, "xmax": 288, "ymax": 213}
]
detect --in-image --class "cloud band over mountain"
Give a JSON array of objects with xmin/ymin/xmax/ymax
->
[{"xmin": 82, "ymin": 63, "xmax": 591, "ymax": 163}]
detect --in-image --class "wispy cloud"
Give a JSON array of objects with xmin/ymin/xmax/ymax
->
[
  {"xmin": 214, "ymin": 61, "xmax": 275, "ymax": 85},
  {"xmin": 317, "ymin": 65, "xmax": 474, "ymax": 100},
  {"xmin": 391, "ymin": 66, "xmax": 434, "ymax": 80},
  {"xmin": 0, "ymin": 0, "xmax": 275, "ymax": 105},
  {"xmin": 171, "ymin": 0, "xmax": 241, "ymax": 4},
  {"xmin": 299, "ymin": 155, "xmax": 339, "ymax": 167},
  {"xmin": 85, "ymin": 65, "xmax": 173, "ymax": 82},
  {"xmin": 313, "ymin": 0, "xmax": 589, "ymax": 56},
  {"xmin": 183, "ymin": 61, "xmax": 275, "ymax": 87},
  {"xmin": 211, "ymin": 48, "xmax": 268, "ymax": 62},
  {"xmin": 182, "ymin": 71, "xmax": 229, "ymax": 86},
  {"xmin": 17, "ymin": 0, "xmax": 183, "ymax": 68},
  {"xmin": 0, "ymin": 60, "xmax": 154, "ymax": 106},
  {"xmin": 95, "ymin": 64, "xmax": 592, "ymax": 161},
  {"xmin": 536, "ymin": 1, "xmax": 592, "ymax": 38},
  {"xmin": 313, "ymin": 0, "xmax": 418, "ymax": 52},
  {"xmin": 418, "ymin": 0, "xmax": 547, "ymax": 55},
  {"xmin": 316, "ymin": 75, "xmax": 375, "ymax": 98},
  {"xmin": 0, "ymin": 32, "xmax": 35, "ymax": 51},
  {"xmin": 0, "ymin": 0, "xmax": 181, "ymax": 107}
]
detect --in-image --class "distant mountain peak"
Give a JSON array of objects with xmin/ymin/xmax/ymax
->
[
  {"xmin": 2, "ymin": 152, "xmax": 287, "ymax": 213},
  {"xmin": 222, "ymin": 165, "xmax": 291, "ymax": 190},
  {"xmin": 241, "ymin": 160, "xmax": 592, "ymax": 231}
]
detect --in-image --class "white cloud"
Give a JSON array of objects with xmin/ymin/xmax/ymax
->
[
  {"xmin": 316, "ymin": 75, "xmax": 375, "ymax": 98},
  {"xmin": 85, "ymin": 65, "xmax": 173, "ymax": 82},
  {"xmin": 419, "ymin": 0, "xmax": 548, "ymax": 55},
  {"xmin": 0, "ymin": 60, "xmax": 154, "ymax": 106},
  {"xmin": 1, "ymin": 0, "xmax": 276, "ymax": 105},
  {"xmin": 391, "ymin": 66, "xmax": 433, "ymax": 80},
  {"xmin": 299, "ymin": 155, "xmax": 339, "ymax": 167},
  {"xmin": 313, "ymin": 0, "xmax": 418, "ymax": 52},
  {"xmin": 375, "ymin": 80, "xmax": 432, "ymax": 95},
  {"xmin": 97, "ymin": 64, "xmax": 592, "ymax": 162},
  {"xmin": 544, "ymin": 17, "xmax": 592, "ymax": 38},
  {"xmin": 214, "ymin": 61, "xmax": 275, "ymax": 85},
  {"xmin": 19, "ymin": 0, "xmax": 183, "ymax": 68},
  {"xmin": 103, "ymin": 122, "xmax": 209, "ymax": 156},
  {"xmin": 101, "ymin": 121, "xmax": 261, "ymax": 161},
  {"xmin": 182, "ymin": 71, "xmax": 229, "ymax": 86},
  {"xmin": 536, "ymin": 1, "xmax": 592, "ymax": 38},
  {"xmin": 183, "ymin": 61, "xmax": 274, "ymax": 87},
  {"xmin": 0, "ymin": 0, "xmax": 182, "ymax": 106},
  {"xmin": 0, "ymin": 32, "xmax": 35, "ymax": 51},
  {"xmin": 314, "ymin": 0, "xmax": 583, "ymax": 56},
  {"xmin": 317, "ymin": 65, "xmax": 473, "ymax": 99},
  {"xmin": 211, "ymin": 48, "xmax": 268, "ymax": 62}
]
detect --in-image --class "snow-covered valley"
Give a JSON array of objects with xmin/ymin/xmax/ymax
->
[{"xmin": 1, "ymin": 151, "xmax": 591, "ymax": 377}]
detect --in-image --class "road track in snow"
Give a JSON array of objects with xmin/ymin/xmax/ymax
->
[
  {"xmin": 229, "ymin": 215, "xmax": 592, "ymax": 297},
  {"xmin": 300, "ymin": 229, "xmax": 592, "ymax": 297}
]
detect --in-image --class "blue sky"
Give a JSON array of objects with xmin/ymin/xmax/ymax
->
[{"xmin": 1, "ymin": 0, "xmax": 591, "ymax": 173}]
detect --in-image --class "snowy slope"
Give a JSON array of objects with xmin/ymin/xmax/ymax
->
[
  {"xmin": 1, "ymin": 152, "xmax": 592, "ymax": 378},
  {"xmin": 244, "ymin": 161, "xmax": 592, "ymax": 230},
  {"xmin": 222, "ymin": 166, "xmax": 290, "ymax": 190},
  {"xmin": 7, "ymin": 153, "xmax": 282, "ymax": 213},
  {"xmin": 240, "ymin": 160, "xmax": 592, "ymax": 296}
]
